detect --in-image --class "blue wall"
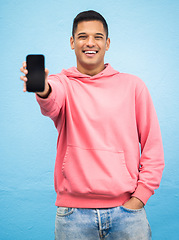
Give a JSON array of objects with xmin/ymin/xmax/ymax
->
[{"xmin": 0, "ymin": 0, "xmax": 178, "ymax": 239}]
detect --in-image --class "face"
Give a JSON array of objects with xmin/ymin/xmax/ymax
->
[{"xmin": 70, "ymin": 20, "xmax": 110, "ymax": 76}]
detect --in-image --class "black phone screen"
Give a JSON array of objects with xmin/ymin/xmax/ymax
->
[{"xmin": 26, "ymin": 54, "xmax": 45, "ymax": 92}]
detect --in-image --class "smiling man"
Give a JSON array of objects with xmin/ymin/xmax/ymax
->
[{"xmin": 20, "ymin": 10, "xmax": 164, "ymax": 240}]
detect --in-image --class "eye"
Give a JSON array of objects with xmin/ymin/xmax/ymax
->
[
  {"xmin": 95, "ymin": 36, "xmax": 103, "ymax": 40},
  {"xmin": 78, "ymin": 35, "xmax": 87, "ymax": 39}
]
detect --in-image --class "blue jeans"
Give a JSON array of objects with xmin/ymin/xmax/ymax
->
[{"xmin": 55, "ymin": 206, "xmax": 152, "ymax": 239}]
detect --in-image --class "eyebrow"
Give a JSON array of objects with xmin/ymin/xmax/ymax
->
[
  {"xmin": 77, "ymin": 32, "xmax": 104, "ymax": 37},
  {"xmin": 77, "ymin": 32, "xmax": 87, "ymax": 36},
  {"xmin": 95, "ymin": 33, "xmax": 104, "ymax": 37}
]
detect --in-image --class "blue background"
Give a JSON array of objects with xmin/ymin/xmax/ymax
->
[{"xmin": 0, "ymin": 0, "xmax": 179, "ymax": 239}]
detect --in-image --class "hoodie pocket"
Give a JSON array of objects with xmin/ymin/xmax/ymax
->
[{"xmin": 62, "ymin": 145, "xmax": 135, "ymax": 197}]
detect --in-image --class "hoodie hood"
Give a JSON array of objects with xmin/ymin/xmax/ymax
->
[{"xmin": 61, "ymin": 63, "xmax": 119, "ymax": 81}]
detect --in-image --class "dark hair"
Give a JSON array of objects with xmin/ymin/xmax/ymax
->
[{"xmin": 72, "ymin": 10, "xmax": 108, "ymax": 39}]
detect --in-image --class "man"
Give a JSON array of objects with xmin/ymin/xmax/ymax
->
[{"xmin": 20, "ymin": 10, "xmax": 164, "ymax": 240}]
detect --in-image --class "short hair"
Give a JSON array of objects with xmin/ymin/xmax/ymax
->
[{"xmin": 72, "ymin": 10, "xmax": 108, "ymax": 39}]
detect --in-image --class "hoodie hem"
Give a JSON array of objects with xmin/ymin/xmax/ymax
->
[{"xmin": 55, "ymin": 192, "xmax": 131, "ymax": 208}]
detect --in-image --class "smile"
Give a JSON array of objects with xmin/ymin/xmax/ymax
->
[
  {"xmin": 83, "ymin": 50, "xmax": 98, "ymax": 54},
  {"xmin": 82, "ymin": 50, "xmax": 99, "ymax": 58}
]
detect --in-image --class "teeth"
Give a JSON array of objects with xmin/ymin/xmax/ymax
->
[{"xmin": 84, "ymin": 51, "xmax": 97, "ymax": 54}]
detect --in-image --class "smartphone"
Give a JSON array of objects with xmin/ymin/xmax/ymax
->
[{"xmin": 26, "ymin": 54, "xmax": 45, "ymax": 92}]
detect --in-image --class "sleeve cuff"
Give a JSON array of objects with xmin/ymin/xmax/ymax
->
[{"xmin": 131, "ymin": 183, "xmax": 154, "ymax": 205}]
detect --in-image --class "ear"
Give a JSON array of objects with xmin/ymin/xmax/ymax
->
[
  {"xmin": 70, "ymin": 36, "xmax": 75, "ymax": 50},
  {"xmin": 106, "ymin": 38, "xmax": 110, "ymax": 51}
]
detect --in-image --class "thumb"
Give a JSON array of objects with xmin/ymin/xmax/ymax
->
[{"xmin": 45, "ymin": 68, "xmax": 49, "ymax": 79}]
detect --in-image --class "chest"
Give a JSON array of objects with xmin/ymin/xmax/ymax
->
[{"xmin": 65, "ymin": 79, "xmax": 135, "ymax": 125}]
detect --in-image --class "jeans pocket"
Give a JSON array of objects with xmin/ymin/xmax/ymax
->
[
  {"xmin": 120, "ymin": 205, "xmax": 144, "ymax": 213},
  {"xmin": 56, "ymin": 207, "xmax": 74, "ymax": 217}
]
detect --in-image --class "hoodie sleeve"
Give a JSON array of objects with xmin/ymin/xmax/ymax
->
[
  {"xmin": 36, "ymin": 74, "xmax": 66, "ymax": 121},
  {"xmin": 132, "ymin": 84, "xmax": 165, "ymax": 204}
]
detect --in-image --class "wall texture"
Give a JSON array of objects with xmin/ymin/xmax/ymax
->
[{"xmin": 0, "ymin": 0, "xmax": 179, "ymax": 239}]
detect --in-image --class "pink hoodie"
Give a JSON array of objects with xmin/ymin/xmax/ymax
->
[{"xmin": 36, "ymin": 64, "xmax": 164, "ymax": 208}]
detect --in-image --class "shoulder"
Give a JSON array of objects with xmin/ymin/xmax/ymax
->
[
  {"xmin": 116, "ymin": 71, "xmax": 147, "ymax": 95},
  {"xmin": 119, "ymin": 72, "xmax": 145, "ymax": 85}
]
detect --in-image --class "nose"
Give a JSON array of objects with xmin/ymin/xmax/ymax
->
[{"xmin": 86, "ymin": 36, "xmax": 95, "ymax": 47}]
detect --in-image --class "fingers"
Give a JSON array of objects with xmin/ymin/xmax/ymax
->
[
  {"xmin": 23, "ymin": 61, "xmax": 26, "ymax": 68},
  {"xmin": 20, "ymin": 75, "xmax": 27, "ymax": 82},
  {"xmin": 21, "ymin": 76, "xmax": 27, "ymax": 92},
  {"xmin": 23, "ymin": 82, "xmax": 27, "ymax": 92},
  {"xmin": 20, "ymin": 67, "xmax": 28, "ymax": 75},
  {"xmin": 20, "ymin": 61, "xmax": 28, "ymax": 92},
  {"xmin": 45, "ymin": 68, "xmax": 49, "ymax": 79},
  {"xmin": 20, "ymin": 61, "xmax": 28, "ymax": 75}
]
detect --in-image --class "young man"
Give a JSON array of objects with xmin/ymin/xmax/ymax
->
[{"xmin": 20, "ymin": 10, "xmax": 164, "ymax": 240}]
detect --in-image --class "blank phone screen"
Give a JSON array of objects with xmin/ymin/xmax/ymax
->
[{"xmin": 26, "ymin": 54, "xmax": 45, "ymax": 92}]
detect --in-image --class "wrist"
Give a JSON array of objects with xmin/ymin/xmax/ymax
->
[{"xmin": 37, "ymin": 83, "xmax": 51, "ymax": 98}]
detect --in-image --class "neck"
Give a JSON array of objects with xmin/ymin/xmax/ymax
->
[{"xmin": 77, "ymin": 63, "xmax": 106, "ymax": 76}]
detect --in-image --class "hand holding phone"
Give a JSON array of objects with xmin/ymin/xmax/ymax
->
[{"xmin": 20, "ymin": 55, "xmax": 50, "ymax": 97}]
